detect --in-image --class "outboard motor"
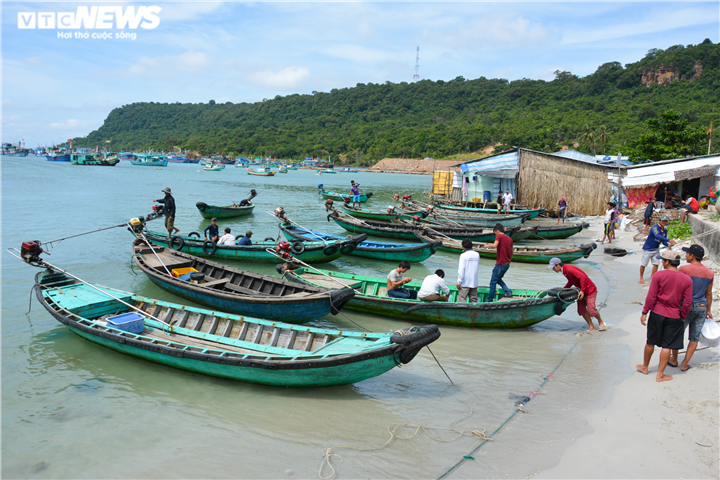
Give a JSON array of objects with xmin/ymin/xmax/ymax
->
[{"xmin": 21, "ymin": 241, "xmax": 44, "ymax": 263}]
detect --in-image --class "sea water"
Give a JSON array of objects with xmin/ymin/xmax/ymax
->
[{"xmin": 1, "ymin": 156, "xmax": 630, "ymax": 478}]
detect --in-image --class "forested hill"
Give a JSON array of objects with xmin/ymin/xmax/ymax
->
[{"xmin": 76, "ymin": 39, "xmax": 719, "ymax": 162}]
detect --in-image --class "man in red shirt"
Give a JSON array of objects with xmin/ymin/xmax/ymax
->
[
  {"xmin": 548, "ymin": 257, "xmax": 606, "ymax": 331},
  {"xmin": 484, "ymin": 223, "xmax": 513, "ymax": 302},
  {"xmin": 681, "ymin": 195, "xmax": 699, "ymax": 223},
  {"xmin": 636, "ymin": 250, "xmax": 693, "ymax": 382}
]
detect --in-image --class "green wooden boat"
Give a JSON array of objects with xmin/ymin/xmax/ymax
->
[
  {"xmin": 31, "ymin": 267, "xmax": 440, "ymax": 387},
  {"xmin": 414, "ymin": 231, "xmax": 597, "ymax": 264},
  {"xmin": 195, "ymin": 202, "xmax": 255, "ymax": 219},
  {"xmin": 328, "ymin": 211, "xmax": 507, "ymax": 242},
  {"xmin": 511, "ymin": 225, "xmax": 540, "ymax": 241},
  {"xmin": 532, "ymin": 223, "xmax": 590, "ymax": 240},
  {"xmin": 319, "ymin": 187, "xmax": 373, "ymax": 203},
  {"xmin": 282, "ymin": 267, "xmax": 579, "ymax": 328},
  {"xmin": 134, "ymin": 229, "xmax": 365, "ymax": 264},
  {"xmin": 339, "ymin": 204, "xmax": 426, "ymax": 221},
  {"xmin": 279, "ymin": 224, "xmax": 440, "ymax": 263},
  {"xmin": 429, "ymin": 200, "xmax": 544, "ymax": 219},
  {"xmin": 71, "ymin": 153, "xmax": 119, "ymax": 166}
]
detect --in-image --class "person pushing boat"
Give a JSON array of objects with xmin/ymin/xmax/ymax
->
[
  {"xmin": 548, "ymin": 257, "xmax": 606, "ymax": 332},
  {"xmin": 154, "ymin": 187, "xmax": 178, "ymax": 238},
  {"xmin": 483, "ymin": 224, "xmax": 513, "ymax": 302}
]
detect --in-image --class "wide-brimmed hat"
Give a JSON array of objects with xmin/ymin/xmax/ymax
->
[{"xmin": 162, "ymin": 187, "xmax": 172, "ymax": 194}]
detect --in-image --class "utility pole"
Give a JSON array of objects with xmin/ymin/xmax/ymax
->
[{"xmin": 413, "ymin": 46, "xmax": 420, "ymax": 82}]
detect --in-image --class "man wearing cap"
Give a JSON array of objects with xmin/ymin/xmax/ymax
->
[
  {"xmin": 669, "ymin": 244, "xmax": 713, "ymax": 371},
  {"xmin": 237, "ymin": 230, "xmax": 253, "ymax": 246},
  {"xmin": 639, "ymin": 214, "xmax": 676, "ymax": 284},
  {"xmin": 204, "ymin": 218, "xmax": 219, "ymax": 243},
  {"xmin": 217, "ymin": 228, "xmax": 236, "ymax": 246},
  {"xmin": 643, "ymin": 197, "xmax": 657, "ymax": 233},
  {"xmin": 549, "ymin": 258, "xmax": 606, "ymax": 331},
  {"xmin": 637, "ymin": 250, "xmax": 693, "ymax": 382},
  {"xmin": 154, "ymin": 187, "xmax": 178, "ymax": 237}
]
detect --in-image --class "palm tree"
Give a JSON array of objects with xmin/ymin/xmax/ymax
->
[
  {"xmin": 596, "ymin": 125, "xmax": 610, "ymax": 154},
  {"xmin": 577, "ymin": 124, "xmax": 597, "ymax": 155}
]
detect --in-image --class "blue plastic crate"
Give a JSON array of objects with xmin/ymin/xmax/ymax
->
[{"xmin": 107, "ymin": 312, "xmax": 145, "ymax": 334}]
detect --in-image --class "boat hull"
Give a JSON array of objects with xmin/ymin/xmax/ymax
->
[
  {"xmin": 533, "ymin": 224, "xmax": 588, "ymax": 240},
  {"xmin": 320, "ymin": 189, "xmax": 372, "ymax": 203},
  {"xmin": 432, "ymin": 203, "xmax": 543, "ymax": 219},
  {"xmin": 196, "ymin": 202, "xmax": 255, "ymax": 219}
]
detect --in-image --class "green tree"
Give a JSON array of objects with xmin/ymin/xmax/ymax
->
[
  {"xmin": 627, "ymin": 110, "xmax": 707, "ymax": 163},
  {"xmin": 596, "ymin": 125, "xmax": 610, "ymax": 153},
  {"xmin": 577, "ymin": 124, "xmax": 597, "ymax": 155}
]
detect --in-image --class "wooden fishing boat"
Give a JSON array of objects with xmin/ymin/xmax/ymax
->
[
  {"xmin": 319, "ymin": 187, "xmax": 373, "ymax": 203},
  {"xmin": 279, "ymin": 224, "xmax": 441, "ymax": 263},
  {"xmin": 327, "ymin": 211, "xmax": 514, "ymax": 242},
  {"xmin": 135, "ymin": 228, "xmax": 365, "ymax": 264},
  {"xmin": 510, "ymin": 225, "xmax": 540, "ymax": 241},
  {"xmin": 46, "ymin": 152, "xmax": 71, "ymax": 161},
  {"xmin": 413, "ymin": 231, "xmax": 597, "ymax": 263},
  {"xmin": 533, "ymin": 223, "xmax": 590, "ymax": 240},
  {"xmin": 247, "ymin": 167, "xmax": 275, "ymax": 176},
  {"xmin": 286, "ymin": 166, "xmax": 298, "ymax": 170},
  {"xmin": 132, "ymin": 239, "xmax": 354, "ymax": 322},
  {"xmin": 32, "ymin": 267, "xmax": 439, "ymax": 387},
  {"xmin": 339, "ymin": 204, "xmax": 426, "ymax": 221},
  {"xmin": 428, "ymin": 200, "xmax": 544, "ymax": 219},
  {"xmin": 71, "ymin": 153, "xmax": 119, "ymax": 166},
  {"xmin": 420, "ymin": 207, "xmax": 532, "ymax": 228},
  {"xmin": 282, "ymin": 267, "xmax": 579, "ymax": 328},
  {"xmin": 278, "ymin": 166, "xmax": 288, "ymax": 173},
  {"xmin": 195, "ymin": 202, "xmax": 255, "ymax": 219},
  {"xmin": 131, "ymin": 153, "xmax": 168, "ymax": 167},
  {"xmin": 203, "ymin": 163, "xmax": 224, "ymax": 171}
]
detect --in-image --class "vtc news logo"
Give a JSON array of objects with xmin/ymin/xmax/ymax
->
[{"xmin": 18, "ymin": 6, "xmax": 161, "ymax": 29}]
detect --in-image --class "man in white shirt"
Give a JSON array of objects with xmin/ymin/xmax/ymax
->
[
  {"xmin": 217, "ymin": 227, "xmax": 236, "ymax": 246},
  {"xmin": 502, "ymin": 189, "xmax": 513, "ymax": 213},
  {"xmin": 418, "ymin": 269, "xmax": 450, "ymax": 302},
  {"xmin": 456, "ymin": 238, "xmax": 479, "ymax": 303}
]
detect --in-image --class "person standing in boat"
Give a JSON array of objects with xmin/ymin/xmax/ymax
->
[
  {"xmin": 456, "ymin": 238, "xmax": 479, "ymax": 303},
  {"xmin": 418, "ymin": 270, "xmax": 450, "ymax": 302},
  {"xmin": 502, "ymin": 189, "xmax": 514, "ymax": 214},
  {"xmin": 483, "ymin": 224, "xmax": 513, "ymax": 302},
  {"xmin": 154, "ymin": 187, "xmax": 179, "ymax": 238},
  {"xmin": 548, "ymin": 257, "xmax": 607, "ymax": 332},
  {"xmin": 557, "ymin": 196, "xmax": 568, "ymax": 225},
  {"xmin": 350, "ymin": 181, "xmax": 362, "ymax": 211},
  {"xmin": 204, "ymin": 218, "xmax": 219, "ymax": 243},
  {"xmin": 386, "ymin": 260, "xmax": 417, "ymax": 299}
]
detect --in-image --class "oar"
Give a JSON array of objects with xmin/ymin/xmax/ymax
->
[
  {"xmin": 12, "ymin": 254, "xmax": 175, "ymax": 333},
  {"xmin": 136, "ymin": 234, "xmax": 173, "ymax": 277},
  {"xmin": 41, "ymin": 221, "xmax": 136, "ymax": 249},
  {"xmin": 265, "ymin": 248, "xmax": 356, "ymax": 291},
  {"xmin": 264, "ymin": 210, "xmax": 328, "ymax": 244}
]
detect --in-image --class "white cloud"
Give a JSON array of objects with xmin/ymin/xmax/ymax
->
[
  {"xmin": 24, "ymin": 56, "xmax": 43, "ymax": 66},
  {"xmin": 248, "ymin": 66, "xmax": 310, "ymax": 89},
  {"xmin": 49, "ymin": 118, "xmax": 97, "ymax": 130},
  {"xmin": 321, "ymin": 44, "xmax": 396, "ymax": 63},
  {"xmin": 156, "ymin": 3, "xmax": 225, "ymax": 21},
  {"xmin": 118, "ymin": 51, "xmax": 212, "ymax": 77}
]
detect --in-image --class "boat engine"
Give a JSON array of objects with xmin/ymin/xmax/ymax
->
[
  {"xmin": 274, "ymin": 207, "xmax": 286, "ymax": 220},
  {"xmin": 21, "ymin": 241, "xmax": 44, "ymax": 263},
  {"xmin": 129, "ymin": 217, "xmax": 145, "ymax": 234},
  {"xmin": 146, "ymin": 204, "xmax": 165, "ymax": 221},
  {"xmin": 276, "ymin": 241, "xmax": 293, "ymax": 259}
]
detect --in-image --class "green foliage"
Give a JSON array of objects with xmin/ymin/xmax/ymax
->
[
  {"xmin": 626, "ymin": 110, "xmax": 708, "ymax": 163},
  {"xmin": 666, "ymin": 220, "xmax": 692, "ymax": 240},
  {"xmin": 74, "ymin": 41, "xmax": 720, "ymax": 161}
]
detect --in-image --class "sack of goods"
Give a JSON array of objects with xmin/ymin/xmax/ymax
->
[{"xmin": 699, "ymin": 317, "xmax": 720, "ymax": 347}]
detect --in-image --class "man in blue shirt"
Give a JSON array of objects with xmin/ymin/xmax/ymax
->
[
  {"xmin": 237, "ymin": 230, "xmax": 253, "ymax": 246},
  {"xmin": 203, "ymin": 218, "xmax": 219, "ymax": 243},
  {"xmin": 639, "ymin": 215, "xmax": 676, "ymax": 284}
]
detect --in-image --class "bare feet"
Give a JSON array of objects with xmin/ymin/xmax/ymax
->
[
  {"xmin": 636, "ymin": 364, "xmax": 649, "ymax": 374},
  {"xmin": 638, "ymin": 278, "xmax": 645, "ymax": 284},
  {"xmin": 656, "ymin": 374, "xmax": 673, "ymax": 382}
]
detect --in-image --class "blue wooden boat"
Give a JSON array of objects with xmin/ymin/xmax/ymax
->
[
  {"xmin": 131, "ymin": 153, "xmax": 168, "ymax": 167},
  {"xmin": 134, "ymin": 228, "xmax": 366, "ymax": 264},
  {"xmin": 31, "ymin": 267, "xmax": 440, "ymax": 387},
  {"xmin": 132, "ymin": 239, "xmax": 353, "ymax": 322},
  {"xmin": 282, "ymin": 267, "xmax": 579, "ymax": 328},
  {"xmin": 279, "ymin": 224, "xmax": 441, "ymax": 263},
  {"xmin": 46, "ymin": 152, "xmax": 71, "ymax": 161}
]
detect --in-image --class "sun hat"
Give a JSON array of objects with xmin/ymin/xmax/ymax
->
[
  {"xmin": 547, "ymin": 258, "xmax": 562, "ymax": 269},
  {"xmin": 162, "ymin": 187, "xmax": 172, "ymax": 194}
]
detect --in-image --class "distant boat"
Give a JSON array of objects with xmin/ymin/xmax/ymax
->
[
  {"xmin": 46, "ymin": 151, "xmax": 71, "ymax": 162},
  {"xmin": 167, "ymin": 153, "xmax": 190, "ymax": 163},
  {"xmin": 338, "ymin": 167, "xmax": 359, "ymax": 173},
  {"xmin": 131, "ymin": 153, "xmax": 168, "ymax": 167},
  {"xmin": 71, "ymin": 153, "xmax": 119, "ymax": 166},
  {"xmin": 247, "ymin": 167, "xmax": 275, "ymax": 176},
  {"xmin": 203, "ymin": 163, "xmax": 224, "ymax": 171},
  {"xmin": 278, "ymin": 166, "xmax": 288, "ymax": 173},
  {"xmin": 119, "ymin": 152, "xmax": 135, "ymax": 161}
]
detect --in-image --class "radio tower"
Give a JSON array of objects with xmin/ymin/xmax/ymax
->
[{"xmin": 413, "ymin": 46, "xmax": 420, "ymax": 82}]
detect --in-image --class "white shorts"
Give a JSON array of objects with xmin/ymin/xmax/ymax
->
[{"xmin": 641, "ymin": 248, "xmax": 660, "ymax": 267}]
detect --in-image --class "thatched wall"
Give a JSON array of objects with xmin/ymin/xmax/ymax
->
[{"xmin": 517, "ymin": 150, "xmax": 611, "ymax": 216}]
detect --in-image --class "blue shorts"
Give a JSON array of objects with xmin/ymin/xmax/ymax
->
[
  {"xmin": 684, "ymin": 304, "xmax": 706, "ymax": 343},
  {"xmin": 352, "ymin": 195, "xmax": 361, "ymax": 202}
]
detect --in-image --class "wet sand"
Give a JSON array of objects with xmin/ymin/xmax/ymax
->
[{"xmin": 535, "ymin": 220, "xmax": 720, "ymax": 479}]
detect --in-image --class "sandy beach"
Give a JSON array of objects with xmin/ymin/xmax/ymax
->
[{"xmin": 536, "ymin": 219, "xmax": 720, "ymax": 479}]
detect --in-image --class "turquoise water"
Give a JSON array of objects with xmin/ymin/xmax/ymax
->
[{"xmin": 2, "ymin": 156, "xmax": 629, "ymax": 478}]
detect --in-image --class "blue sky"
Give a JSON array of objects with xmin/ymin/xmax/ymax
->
[{"xmin": 2, "ymin": 1, "xmax": 719, "ymax": 147}]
